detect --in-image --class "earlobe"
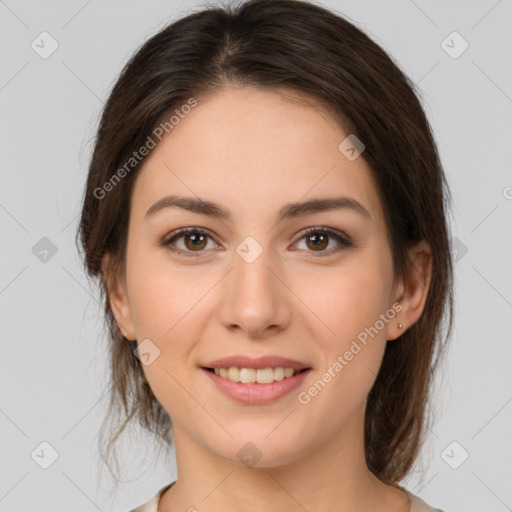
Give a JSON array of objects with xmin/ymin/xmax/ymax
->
[
  {"xmin": 101, "ymin": 252, "xmax": 135, "ymax": 340},
  {"xmin": 388, "ymin": 240, "xmax": 433, "ymax": 341}
]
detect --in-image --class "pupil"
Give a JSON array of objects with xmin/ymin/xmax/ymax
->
[
  {"xmin": 187, "ymin": 233, "xmax": 206, "ymax": 250},
  {"xmin": 309, "ymin": 233, "xmax": 327, "ymax": 250}
]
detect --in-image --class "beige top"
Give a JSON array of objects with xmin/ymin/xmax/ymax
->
[{"xmin": 130, "ymin": 483, "xmax": 445, "ymax": 512}]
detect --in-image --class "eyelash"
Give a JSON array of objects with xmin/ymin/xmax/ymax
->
[{"xmin": 161, "ymin": 226, "xmax": 353, "ymax": 258}]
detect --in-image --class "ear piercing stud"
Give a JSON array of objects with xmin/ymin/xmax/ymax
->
[{"xmin": 398, "ymin": 323, "xmax": 403, "ymax": 329}]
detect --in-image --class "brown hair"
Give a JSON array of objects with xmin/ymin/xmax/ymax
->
[{"xmin": 77, "ymin": 0, "xmax": 454, "ymax": 487}]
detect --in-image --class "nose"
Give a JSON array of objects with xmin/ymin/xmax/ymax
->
[{"xmin": 217, "ymin": 243, "xmax": 292, "ymax": 338}]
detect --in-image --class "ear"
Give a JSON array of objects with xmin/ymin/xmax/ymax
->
[
  {"xmin": 101, "ymin": 252, "xmax": 135, "ymax": 340},
  {"xmin": 387, "ymin": 240, "xmax": 432, "ymax": 341}
]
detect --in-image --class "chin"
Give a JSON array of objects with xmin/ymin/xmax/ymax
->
[{"xmin": 205, "ymin": 430, "xmax": 309, "ymax": 469}]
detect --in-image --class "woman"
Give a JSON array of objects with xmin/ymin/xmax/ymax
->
[{"xmin": 77, "ymin": 1, "xmax": 453, "ymax": 510}]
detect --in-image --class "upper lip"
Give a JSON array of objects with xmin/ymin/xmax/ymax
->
[{"xmin": 203, "ymin": 355, "xmax": 311, "ymax": 371}]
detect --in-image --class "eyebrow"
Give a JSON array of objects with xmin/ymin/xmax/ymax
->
[{"xmin": 144, "ymin": 194, "xmax": 371, "ymax": 222}]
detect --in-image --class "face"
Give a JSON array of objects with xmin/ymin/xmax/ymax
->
[{"xmin": 106, "ymin": 85, "xmax": 425, "ymax": 468}]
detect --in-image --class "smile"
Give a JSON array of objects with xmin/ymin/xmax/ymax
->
[
  {"xmin": 206, "ymin": 366, "xmax": 304, "ymax": 384},
  {"xmin": 201, "ymin": 367, "xmax": 312, "ymax": 405}
]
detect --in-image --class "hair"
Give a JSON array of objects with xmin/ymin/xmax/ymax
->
[{"xmin": 77, "ymin": 0, "xmax": 454, "ymax": 489}]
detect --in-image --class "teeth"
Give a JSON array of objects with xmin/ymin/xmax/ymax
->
[
  {"xmin": 240, "ymin": 367, "xmax": 256, "ymax": 383},
  {"xmin": 274, "ymin": 367, "xmax": 285, "ymax": 381},
  {"xmin": 212, "ymin": 366, "xmax": 300, "ymax": 384},
  {"xmin": 284, "ymin": 367, "xmax": 294, "ymax": 378},
  {"xmin": 228, "ymin": 367, "xmax": 239, "ymax": 381}
]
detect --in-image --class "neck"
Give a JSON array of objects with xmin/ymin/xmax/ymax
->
[{"xmin": 159, "ymin": 403, "xmax": 409, "ymax": 512}]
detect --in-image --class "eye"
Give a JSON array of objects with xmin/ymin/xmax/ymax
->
[
  {"xmin": 162, "ymin": 227, "xmax": 219, "ymax": 257},
  {"xmin": 292, "ymin": 227, "xmax": 352, "ymax": 256}
]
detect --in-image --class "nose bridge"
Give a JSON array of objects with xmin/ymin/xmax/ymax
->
[
  {"xmin": 220, "ymin": 235, "xmax": 289, "ymax": 335},
  {"xmin": 233, "ymin": 236, "xmax": 278, "ymax": 303}
]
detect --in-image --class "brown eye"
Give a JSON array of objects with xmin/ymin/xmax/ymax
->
[
  {"xmin": 163, "ymin": 227, "xmax": 217, "ymax": 256},
  {"xmin": 305, "ymin": 232, "xmax": 329, "ymax": 251},
  {"xmin": 183, "ymin": 232, "xmax": 208, "ymax": 251},
  {"xmin": 294, "ymin": 227, "xmax": 352, "ymax": 256}
]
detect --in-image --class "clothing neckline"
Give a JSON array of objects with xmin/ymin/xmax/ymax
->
[{"xmin": 153, "ymin": 481, "xmax": 438, "ymax": 512}]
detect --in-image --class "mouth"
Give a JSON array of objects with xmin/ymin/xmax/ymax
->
[
  {"xmin": 200, "ymin": 355, "xmax": 312, "ymax": 404},
  {"xmin": 201, "ymin": 365, "xmax": 312, "ymax": 404},
  {"xmin": 202, "ymin": 366, "xmax": 309, "ymax": 384}
]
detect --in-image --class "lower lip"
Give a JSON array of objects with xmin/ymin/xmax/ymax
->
[{"xmin": 202, "ymin": 368, "xmax": 311, "ymax": 405}]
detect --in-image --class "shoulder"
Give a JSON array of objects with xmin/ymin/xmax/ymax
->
[
  {"xmin": 405, "ymin": 488, "xmax": 445, "ymax": 512},
  {"xmin": 129, "ymin": 482, "xmax": 175, "ymax": 512}
]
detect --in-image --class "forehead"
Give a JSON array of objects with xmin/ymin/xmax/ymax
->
[{"xmin": 131, "ymin": 86, "xmax": 385, "ymax": 231}]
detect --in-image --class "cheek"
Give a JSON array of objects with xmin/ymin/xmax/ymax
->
[
  {"xmin": 297, "ymin": 251, "xmax": 393, "ymax": 400},
  {"xmin": 125, "ymin": 243, "xmax": 203, "ymax": 339},
  {"xmin": 124, "ymin": 249, "xmax": 208, "ymax": 417},
  {"xmin": 301, "ymin": 254, "xmax": 392, "ymax": 345}
]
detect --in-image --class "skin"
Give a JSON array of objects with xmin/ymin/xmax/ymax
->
[{"xmin": 103, "ymin": 85, "xmax": 432, "ymax": 512}]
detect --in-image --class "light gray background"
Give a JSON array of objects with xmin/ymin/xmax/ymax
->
[{"xmin": 1, "ymin": 0, "xmax": 511, "ymax": 511}]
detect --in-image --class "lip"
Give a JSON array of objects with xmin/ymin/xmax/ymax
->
[
  {"xmin": 203, "ymin": 355, "xmax": 311, "ymax": 371},
  {"xmin": 202, "ymin": 367, "xmax": 312, "ymax": 405}
]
